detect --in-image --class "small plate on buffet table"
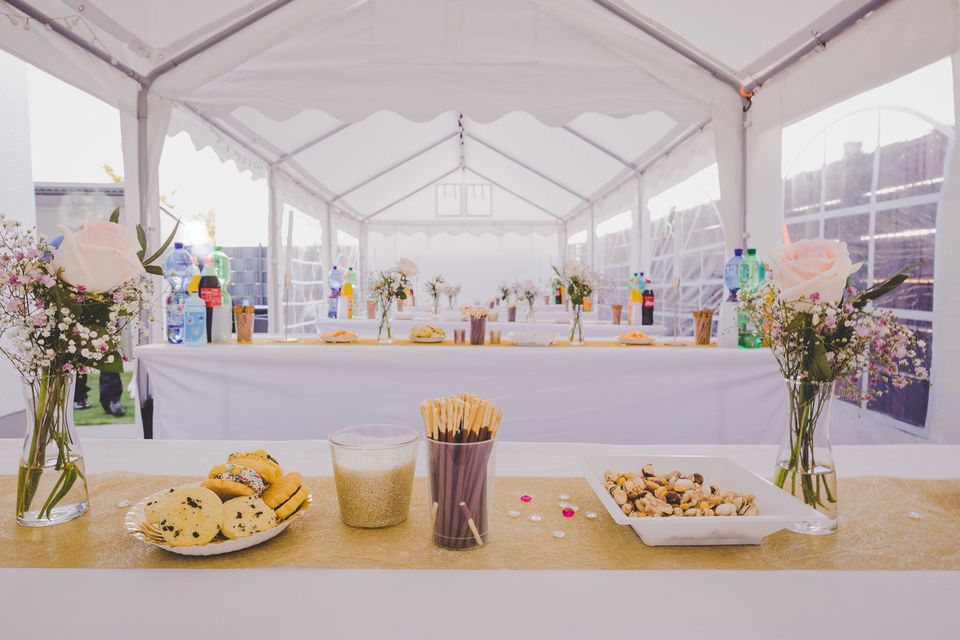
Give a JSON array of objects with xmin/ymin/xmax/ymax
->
[
  {"xmin": 322, "ymin": 331, "xmax": 358, "ymax": 343},
  {"xmin": 580, "ymin": 455, "xmax": 829, "ymax": 546},
  {"xmin": 125, "ymin": 483, "xmax": 311, "ymax": 556},
  {"xmin": 410, "ymin": 335, "xmax": 445, "ymax": 343},
  {"xmin": 617, "ymin": 336, "xmax": 655, "ymax": 345}
]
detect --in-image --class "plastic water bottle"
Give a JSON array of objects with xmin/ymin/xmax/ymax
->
[
  {"xmin": 724, "ymin": 248, "xmax": 744, "ymax": 301},
  {"xmin": 187, "ymin": 256, "xmax": 201, "ymax": 295},
  {"xmin": 183, "ymin": 291, "xmax": 207, "ymax": 347},
  {"xmin": 629, "ymin": 273, "xmax": 642, "ymax": 302},
  {"xmin": 211, "ymin": 245, "xmax": 231, "ymax": 287},
  {"xmin": 737, "ymin": 249, "xmax": 762, "ymax": 348},
  {"xmin": 163, "ymin": 242, "xmax": 192, "ymax": 344},
  {"xmin": 328, "ymin": 265, "xmax": 343, "ymax": 318}
]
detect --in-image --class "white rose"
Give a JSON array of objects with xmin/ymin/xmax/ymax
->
[
  {"xmin": 396, "ymin": 257, "xmax": 419, "ymax": 277},
  {"xmin": 563, "ymin": 260, "xmax": 584, "ymax": 277},
  {"xmin": 52, "ymin": 215, "xmax": 145, "ymax": 293},
  {"xmin": 768, "ymin": 239, "xmax": 861, "ymax": 307}
]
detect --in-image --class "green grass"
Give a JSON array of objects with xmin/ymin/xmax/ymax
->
[{"xmin": 74, "ymin": 371, "xmax": 135, "ymax": 426}]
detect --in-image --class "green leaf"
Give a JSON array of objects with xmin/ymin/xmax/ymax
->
[
  {"xmin": 808, "ymin": 338, "xmax": 833, "ymax": 381},
  {"xmin": 397, "ymin": 291, "xmax": 407, "ymax": 300},
  {"xmin": 97, "ymin": 353, "xmax": 125, "ymax": 374},
  {"xmin": 136, "ymin": 224, "xmax": 147, "ymax": 261},
  {"xmin": 144, "ymin": 264, "xmax": 164, "ymax": 277},
  {"xmin": 109, "ymin": 208, "xmax": 120, "ymax": 224},
  {"xmin": 850, "ymin": 265, "xmax": 913, "ymax": 309},
  {"xmin": 142, "ymin": 217, "xmax": 181, "ymax": 266}
]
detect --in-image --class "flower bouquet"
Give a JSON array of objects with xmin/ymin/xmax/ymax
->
[
  {"xmin": 520, "ymin": 280, "xmax": 539, "ymax": 322},
  {"xmin": 370, "ymin": 262, "xmax": 412, "ymax": 343},
  {"xmin": 426, "ymin": 275, "xmax": 445, "ymax": 316},
  {"xmin": 738, "ymin": 239, "xmax": 926, "ymax": 534},
  {"xmin": 441, "ymin": 283, "xmax": 461, "ymax": 311},
  {"xmin": 0, "ymin": 210, "xmax": 177, "ymax": 526},
  {"xmin": 553, "ymin": 261, "xmax": 594, "ymax": 345}
]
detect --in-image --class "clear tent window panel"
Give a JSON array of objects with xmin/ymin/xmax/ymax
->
[
  {"xmin": 781, "ymin": 60, "xmax": 954, "ymax": 431},
  {"xmin": 595, "ymin": 210, "xmax": 633, "ymax": 320},
  {"xmin": 280, "ymin": 205, "xmax": 325, "ymax": 334},
  {"xmin": 647, "ymin": 164, "xmax": 724, "ymax": 337}
]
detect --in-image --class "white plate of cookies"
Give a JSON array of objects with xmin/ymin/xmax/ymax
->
[{"xmin": 125, "ymin": 450, "xmax": 311, "ymax": 556}]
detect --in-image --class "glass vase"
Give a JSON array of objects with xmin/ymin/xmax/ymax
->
[
  {"xmin": 377, "ymin": 299, "xmax": 393, "ymax": 344},
  {"xmin": 526, "ymin": 301, "xmax": 535, "ymax": 322},
  {"xmin": 774, "ymin": 377, "xmax": 837, "ymax": 535},
  {"xmin": 17, "ymin": 369, "xmax": 89, "ymax": 526},
  {"xmin": 431, "ymin": 298, "xmax": 440, "ymax": 317},
  {"xmin": 569, "ymin": 303, "xmax": 585, "ymax": 345}
]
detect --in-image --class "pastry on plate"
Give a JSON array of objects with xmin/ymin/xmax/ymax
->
[
  {"xmin": 274, "ymin": 485, "xmax": 310, "ymax": 520},
  {"xmin": 202, "ymin": 463, "xmax": 266, "ymax": 499},
  {"xmin": 410, "ymin": 325, "xmax": 446, "ymax": 340},
  {"xmin": 261, "ymin": 472, "xmax": 303, "ymax": 509},
  {"xmin": 227, "ymin": 450, "xmax": 283, "ymax": 483},
  {"xmin": 221, "ymin": 496, "xmax": 279, "ymax": 539},
  {"xmin": 620, "ymin": 330, "xmax": 651, "ymax": 340},
  {"xmin": 147, "ymin": 487, "xmax": 223, "ymax": 547}
]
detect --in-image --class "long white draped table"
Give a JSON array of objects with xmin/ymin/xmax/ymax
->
[
  {"xmin": 1, "ymin": 439, "xmax": 956, "ymax": 639},
  {"xmin": 134, "ymin": 342, "xmax": 784, "ymax": 442}
]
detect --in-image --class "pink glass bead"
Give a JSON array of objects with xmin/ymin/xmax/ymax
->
[
  {"xmin": 520, "ymin": 495, "xmax": 532, "ymax": 503},
  {"xmin": 562, "ymin": 507, "xmax": 575, "ymax": 518}
]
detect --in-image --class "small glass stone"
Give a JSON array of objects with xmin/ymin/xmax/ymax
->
[
  {"xmin": 558, "ymin": 493, "xmax": 570, "ymax": 500},
  {"xmin": 907, "ymin": 511, "xmax": 922, "ymax": 520},
  {"xmin": 529, "ymin": 514, "xmax": 542, "ymax": 522},
  {"xmin": 570, "ymin": 504, "xmax": 580, "ymax": 512},
  {"xmin": 115, "ymin": 499, "xmax": 131, "ymax": 508},
  {"xmin": 558, "ymin": 500, "xmax": 571, "ymax": 509},
  {"xmin": 520, "ymin": 494, "xmax": 533, "ymax": 503},
  {"xmin": 551, "ymin": 530, "xmax": 566, "ymax": 539},
  {"xmin": 585, "ymin": 511, "xmax": 598, "ymax": 519},
  {"xmin": 561, "ymin": 508, "xmax": 575, "ymax": 518},
  {"xmin": 506, "ymin": 510, "xmax": 521, "ymax": 518}
]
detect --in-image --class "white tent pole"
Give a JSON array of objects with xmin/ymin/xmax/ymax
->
[
  {"xmin": 267, "ymin": 167, "xmax": 281, "ymax": 334},
  {"xmin": 591, "ymin": 0, "xmax": 741, "ymax": 91},
  {"xmin": 272, "ymin": 123, "xmax": 352, "ymax": 165},
  {"xmin": 331, "ymin": 131, "xmax": 460, "ymax": 204},
  {"xmin": 324, "ymin": 204, "xmax": 335, "ymax": 273},
  {"xmin": 588, "ymin": 205, "xmax": 596, "ymax": 270},
  {"xmin": 467, "ymin": 168, "xmax": 565, "ymax": 222},
  {"xmin": 467, "ymin": 134, "xmax": 590, "ymax": 202},
  {"xmin": 561, "ymin": 125, "xmax": 638, "ymax": 170}
]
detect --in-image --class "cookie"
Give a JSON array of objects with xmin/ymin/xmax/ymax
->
[
  {"xmin": 143, "ymin": 487, "xmax": 178, "ymax": 522},
  {"xmin": 147, "ymin": 487, "xmax": 223, "ymax": 547},
  {"xmin": 261, "ymin": 472, "xmax": 302, "ymax": 509},
  {"xmin": 274, "ymin": 484, "xmax": 310, "ymax": 520},
  {"xmin": 220, "ymin": 496, "xmax": 278, "ymax": 539},
  {"xmin": 227, "ymin": 450, "xmax": 283, "ymax": 483},
  {"xmin": 202, "ymin": 464, "xmax": 265, "ymax": 499}
]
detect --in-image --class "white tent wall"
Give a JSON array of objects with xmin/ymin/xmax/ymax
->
[{"xmin": 743, "ymin": 0, "xmax": 960, "ymax": 441}]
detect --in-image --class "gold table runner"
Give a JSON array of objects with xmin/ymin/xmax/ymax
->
[
  {"xmin": 255, "ymin": 338, "xmax": 715, "ymax": 348},
  {"xmin": 2, "ymin": 474, "xmax": 957, "ymax": 570}
]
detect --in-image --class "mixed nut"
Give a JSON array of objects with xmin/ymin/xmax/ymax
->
[{"xmin": 604, "ymin": 465, "xmax": 758, "ymax": 518}]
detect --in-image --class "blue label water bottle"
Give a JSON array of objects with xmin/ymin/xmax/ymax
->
[{"xmin": 183, "ymin": 291, "xmax": 207, "ymax": 347}]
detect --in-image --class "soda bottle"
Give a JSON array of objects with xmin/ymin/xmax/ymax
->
[
  {"xmin": 629, "ymin": 273, "xmax": 642, "ymax": 302},
  {"xmin": 211, "ymin": 245, "xmax": 231, "ymax": 287},
  {"xmin": 342, "ymin": 267, "xmax": 357, "ymax": 319},
  {"xmin": 641, "ymin": 280, "xmax": 654, "ymax": 325},
  {"xmin": 187, "ymin": 255, "xmax": 201, "ymax": 295},
  {"xmin": 183, "ymin": 291, "xmax": 207, "ymax": 347},
  {"xmin": 163, "ymin": 242, "xmax": 192, "ymax": 344},
  {"xmin": 198, "ymin": 256, "xmax": 222, "ymax": 343},
  {"xmin": 737, "ymin": 249, "xmax": 762, "ymax": 348},
  {"xmin": 724, "ymin": 248, "xmax": 744, "ymax": 301},
  {"xmin": 328, "ymin": 265, "xmax": 343, "ymax": 318}
]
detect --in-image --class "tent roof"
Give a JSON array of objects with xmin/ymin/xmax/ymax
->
[{"xmin": 1, "ymin": 0, "xmax": 890, "ymax": 222}]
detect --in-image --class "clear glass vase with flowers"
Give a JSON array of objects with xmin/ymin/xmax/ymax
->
[
  {"xmin": 738, "ymin": 239, "xmax": 927, "ymax": 534},
  {"xmin": 552, "ymin": 261, "xmax": 594, "ymax": 345}
]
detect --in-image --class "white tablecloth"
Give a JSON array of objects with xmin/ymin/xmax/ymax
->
[
  {"xmin": 1, "ymin": 439, "xmax": 956, "ymax": 640},
  {"xmin": 135, "ymin": 343, "xmax": 784, "ymax": 443}
]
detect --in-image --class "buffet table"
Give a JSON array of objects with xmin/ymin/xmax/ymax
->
[
  {"xmin": 135, "ymin": 342, "xmax": 784, "ymax": 442},
  {"xmin": 1, "ymin": 438, "xmax": 956, "ymax": 639},
  {"xmin": 302, "ymin": 316, "xmax": 666, "ymax": 340}
]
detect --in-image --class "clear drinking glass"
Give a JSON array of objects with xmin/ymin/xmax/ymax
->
[
  {"xmin": 329, "ymin": 424, "xmax": 418, "ymax": 528},
  {"xmin": 426, "ymin": 438, "xmax": 496, "ymax": 550}
]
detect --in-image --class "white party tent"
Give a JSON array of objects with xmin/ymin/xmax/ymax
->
[{"xmin": 1, "ymin": 0, "xmax": 958, "ymax": 440}]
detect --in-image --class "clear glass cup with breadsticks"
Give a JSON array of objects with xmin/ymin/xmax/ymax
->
[{"xmin": 419, "ymin": 393, "xmax": 502, "ymax": 550}]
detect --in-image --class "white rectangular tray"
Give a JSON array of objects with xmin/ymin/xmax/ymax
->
[{"xmin": 580, "ymin": 454, "xmax": 830, "ymax": 546}]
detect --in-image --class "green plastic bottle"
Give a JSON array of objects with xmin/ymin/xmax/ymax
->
[
  {"xmin": 737, "ymin": 249, "xmax": 762, "ymax": 348},
  {"xmin": 211, "ymin": 245, "xmax": 231, "ymax": 287}
]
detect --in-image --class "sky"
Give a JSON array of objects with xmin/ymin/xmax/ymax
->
[{"xmin": 25, "ymin": 63, "xmax": 268, "ymax": 247}]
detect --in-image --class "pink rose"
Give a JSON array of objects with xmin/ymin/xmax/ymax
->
[
  {"xmin": 51, "ymin": 215, "xmax": 144, "ymax": 293},
  {"xmin": 768, "ymin": 239, "xmax": 861, "ymax": 307}
]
